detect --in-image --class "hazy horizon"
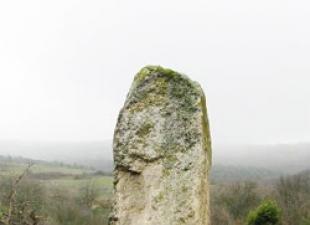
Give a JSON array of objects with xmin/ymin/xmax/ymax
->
[
  {"xmin": 0, "ymin": 140, "xmax": 309, "ymax": 175},
  {"xmin": 1, "ymin": 0, "xmax": 310, "ymax": 145}
]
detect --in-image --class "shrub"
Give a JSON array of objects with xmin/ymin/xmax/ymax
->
[
  {"xmin": 246, "ymin": 200, "xmax": 281, "ymax": 225},
  {"xmin": 300, "ymin": 218, "xmax": 310, "ymax": 225}
]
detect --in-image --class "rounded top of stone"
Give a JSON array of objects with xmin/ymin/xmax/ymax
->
[
  {"xmin": 134, "ymin": 65, "xmax": 176, "ymax": 82},
  {"xmin": 133, "ymin": 65, "xmax": 200, "ymax": 89},
  {"xmin": 126, "ymin": 66, "xmax": 205, "ymax": 112},
  {"xmin": 115, "ymin": 65, "xmax": 212, "ymax": 171}
]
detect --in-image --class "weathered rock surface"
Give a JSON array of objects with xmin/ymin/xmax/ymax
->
[{"xmin": 109, "ymin": 66, "xmax": 212, "ymax": 225}]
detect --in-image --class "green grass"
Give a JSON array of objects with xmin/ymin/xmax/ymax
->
[
  {"xmin": 31, "ymin": 163, "xmax": 91, "ymax": 174},
  {"xmin": 0, "ymin": 161, "xmax": 92, "ymax": 175},
  {"xmin": 45, "ymin": 176, "xmax": 113, "ymax": 194}
]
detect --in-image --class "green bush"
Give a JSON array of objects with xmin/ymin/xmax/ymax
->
[
  {"xmin": 300, "ymin": 218, "xmax": 310, "ymax": 225},
  {"xmin": 246, "ymin": 200, "xmax": 281, "ymax": 225}
]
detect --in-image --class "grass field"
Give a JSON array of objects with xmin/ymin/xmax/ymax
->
[{"xmin": 0, "ymin": 161, "xmax": 91, "ymax": 175}]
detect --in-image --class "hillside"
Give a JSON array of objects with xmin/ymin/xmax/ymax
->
[
  {"xmin": 0, "ymin": 140, "xmax": 113, "ymax": 171},
  {"xmin": 214, "ymin": 143, "xmax": 310, "ymax": 174},
  {"xmin": 210, "ymin": 165, "xmax": 281, "ymax": 183}
]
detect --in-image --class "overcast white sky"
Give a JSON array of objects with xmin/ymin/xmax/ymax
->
[{"xmin": 0, "ymin": 0, "xmax": 309, "ymax": 145}]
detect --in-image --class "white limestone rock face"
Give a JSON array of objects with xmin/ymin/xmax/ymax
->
[{"xmin": 109, "ymin": 66, "xmax": 212, "ymax": 225}]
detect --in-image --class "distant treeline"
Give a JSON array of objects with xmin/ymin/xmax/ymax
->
[{"xmin": 0, "ymin": 155, "xmax": 94, "ymax": 171}]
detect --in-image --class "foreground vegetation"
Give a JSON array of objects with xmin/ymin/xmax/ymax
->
[
  {"xmin": 0, "ymin": 156, "xmax": 309, "ymax": 225},
  {"xmin": 0, "ymin": 157, "xmax": 112, "ymax": 225},
  {"xmin": 211, "ymin": 171, "xmax": 310, "ymax": 225}
]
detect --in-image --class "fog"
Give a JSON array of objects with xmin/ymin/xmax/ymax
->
[{"xmin": 0, "ymin": 0, "xmax": 309, "ymax": 151}]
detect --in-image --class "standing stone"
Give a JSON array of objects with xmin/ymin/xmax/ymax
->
[{"xmin": 110, "ymin": 66, "xmax": 212, "ymax": 225}]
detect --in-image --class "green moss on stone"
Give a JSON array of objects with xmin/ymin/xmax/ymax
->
[
  {"xmin": 136, "ymin": 122, "xmax": 154, "ymax": 138},
  {"xmin": 134, "ymin": 66, "xmax": 177, "ymax": 85},
  {"xmin": 129, "ymin": 65, "xmax": 201, "ymax": 114},
  {"xmin": 119, "ymin": 65, "xmax": 212, "ymax": 172},
  {"xmin": 154, "ymin": 191, "xmax": 165, "ymax": 203},
  {"xmin": 129, "ymin": 69, "xmax": 171, "ymax": 112},
  {"xmin": 134, "ymin": 67, "xmax": 152, "ymax": 84}
]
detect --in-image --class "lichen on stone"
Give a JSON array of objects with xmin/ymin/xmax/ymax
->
[
  {"xmin": 110, "ymin": 65, "xmax": 212, "ymax": 225},
  {"xmin": 136, "ymin": 122, "xmax": 154, "ymax": 138}
]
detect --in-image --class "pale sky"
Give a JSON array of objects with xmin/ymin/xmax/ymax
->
[{"xmin": 0, "ymin": 0, "xmax": 309, "ymax": 145}]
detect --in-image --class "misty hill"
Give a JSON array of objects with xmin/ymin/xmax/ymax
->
[
  {"xmin": 0, "ymin": 155, "xmax": 96, "ymax": 179},
  {"xmin": 0, "ymin": 140, "xmax": 113, "ymax": 172},
  {"xmin": 0, "ymin": 141, "xmax": 309, "ymax": 174},
  {"xmin": 0, "ymin": 154, "xmax": 282, "ymax": 183},
  {"xmin": 214, "ymin": 144, "xmax": 310, "ymax": 174},
  {"xmin": 210, "ymin": 165, "xmax": 281, "ymax": 183},
  {"xmin": 0, "ymin": 153, "xmax": 308, "ymax": 182}
]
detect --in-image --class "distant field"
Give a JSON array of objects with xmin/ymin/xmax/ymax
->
[
  {"xmin": 44, "ymin": 176, "xmax": 113, "ymax": 196},
  {"xmin": 0, "ymin": 156, "xmax": 113, "ymax": 196},
  {"xmin": 0, "ymin": 155, "xmax": 286, "ymax": 184},
  {"xmin": 0, "ymin": 162, "xmax": 91, "ymax": 175}
]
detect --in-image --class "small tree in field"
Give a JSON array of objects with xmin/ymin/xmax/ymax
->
[{"xmin": 246, "ymin": 200, "xmax": 281, "ymax": 225}]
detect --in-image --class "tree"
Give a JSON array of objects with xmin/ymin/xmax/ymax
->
[
  {"xmin": 246, "ymin": 200, "xmax": 281, "ymax": 225},
  {"xmin": 275, "ymin": 172, "xmax": 310, "ymax": 225},
  {"xmin": 222, "ymin": 182, "xmax": 260, "ymax": 219},
  {"xmin": 77, "ymin": 181, "xmax": 100, "ymax": 208}
]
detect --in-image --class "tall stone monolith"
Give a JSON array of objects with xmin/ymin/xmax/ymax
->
[{"xmin": 109, "ymin": 66, "xmax": 212, "ymax": 225}]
